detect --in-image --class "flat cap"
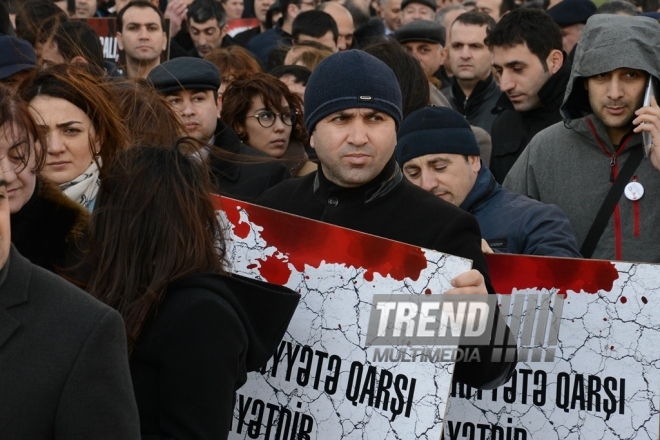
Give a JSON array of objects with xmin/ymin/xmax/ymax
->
[
  {"xmin": 547, "ymin": 0, "xmax": 596, "ymax": 26},
  {"xmin": 401, "ymin": 0, "xmax": 437, "ymax": 12},
  {"xmin": 147, "ymin": 57, "xmax": 220, "ymax": 94},
  {"xmin": 0, "ymin": 35, "xmax": 37, "ymax": 80},
  {"xmin": 394, "ymin": 19, "xmax": 446, "ymax": 46}
]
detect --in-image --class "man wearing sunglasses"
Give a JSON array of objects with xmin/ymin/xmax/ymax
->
[{"xmin": 148, "ymin": 57, "xmax": 290, "ymax": 201}]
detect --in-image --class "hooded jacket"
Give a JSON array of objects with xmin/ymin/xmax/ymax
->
[
  {"xmin": 130, "ymin": 273, "xmax": 300, "ymax": 439},
  {"xmin": 462, "ymin": 163, "xmax": 580, "ymax": 257},
  {"xmin": 489, "ymin": 53, "xmax": 571, "ymax": 183},
  {"xmin": 504, "ymin": 15, "xmax": 660, "ymax": 263}
]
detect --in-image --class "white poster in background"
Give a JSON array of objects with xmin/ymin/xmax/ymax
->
[
  {"xmin": 445, "ymin": 256, "xmax": 660, "ymax": 440},
  {"xmin": 216, "ymin": 197, "xmax": 473, "ymax": 440}
]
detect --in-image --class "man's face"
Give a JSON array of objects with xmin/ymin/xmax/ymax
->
[
  {"xmin": 165, "ymin": 89, "xmax": 219, "ymax": 144},
  {"xmin": 380, "ymin": 0, "xmax": 402, "ymax": 31},
  {"xmin": 324, "ymin": 5, "xmax": 354, "ymax": 50},
  {"xmin": 189, "ymin": 18, "xmax": 226, "ymax": 57},
  {"xmin": 401, "ymin": 2, "xmax": 435, "ymax": 25},
  {"xmin": 585, "ymin": 68, "xmax": 647, "ymax": 144},
  {"xmin": 254, "ymin": 0, "xmax": 274, "ymax": 24},
  {"xmin": 279, "ymin": 74, "xmax": 306, "ymax": 100},
  {"xmin": 117, "ymin": 6, "xmax": 167, "ymax": 63},
  {"xmin": 223, "ymin": 0, "xmax": 244, "ymax": 20},
  {"xmin": 74, "ymin": 0, "xmax": 96, "ymax": 18},
  {"xmin": 475, "ymin": 0, "xmax": 501, "ymax": 22},
  {"xmin": 403, "ymin": 41, "xmax": 445, "ymax": 77},
  {"xmin": 402, "ymin": 153, "xmax": 480, "ymax": 206},
  {"xmin": 298, "ymin": 31, "xmax": 338, "ymax": 52},
  {"xmin": 492, "ymin": 43, "xmax": 554, "ymax": 112},
  {"xmin": 311, "ymin": 108, "xmax": 397, "ymax": 188},
  {"xmin": 449, "ymin": 23, "xmax": 491, "ymax": 83},
  {"xmin": 0, "ymin": 168, "xmax": 10, "ymax": 269},
  {"xmin": 560, "ymin": 23, "xmax": 584, "ymax": 54}
]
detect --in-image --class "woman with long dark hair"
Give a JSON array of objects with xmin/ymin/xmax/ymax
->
[
  {"xmin": 221, "ymin": 73, "xmax": 317, "ymax": 177},
  {"xmin": 85, "ymin": 140, "xmax": 300, "ymax": 438}
]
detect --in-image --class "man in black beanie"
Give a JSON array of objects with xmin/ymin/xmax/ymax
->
[
  {"xmin": 396, "ymin": 106, "xmax": 580, "ymax": 257},
  {"xmin": 258, "ymin": 50, "xmax": 516, "ymax": 390}
]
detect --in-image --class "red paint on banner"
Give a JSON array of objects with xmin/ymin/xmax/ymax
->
[
  {"xmin": 256, "ymin": 256, "xmax": 291, "ymax": 285},
  {"xmin": 642, "ymin": 296, "xmax": 648, "ymax": 304},
  {"xmin": 214, "ymin": 196, "xmax": 251, "ymax": 239},
  {"xmin": 217, "ymin": 196, "xmax": 429, "ymax": 285},
  {"xmin": 485, "ymin": 253, "xmax": 619, "ymax": 296},
  {"xmin": 620, "ymin": 296, "xmax": 627, "ymax": 304},
  {"xmin": 425, "ymin": 288, "xmax": 432, "ymax": 295}
]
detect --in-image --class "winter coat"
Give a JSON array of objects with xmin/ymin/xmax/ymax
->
[
  {"xmin": 504, "ymin": 15, "xmax": 660, "ymax": 262},
  {"xmin": 0, "ymin": 245, "xmax": 140, "ymax": 439},
  {"xmin": 443, "ymin": 75, "xmax": 501, "ymax": 134},
  {"xmin": 461, "ymin": 163, "xmax": 580, "ymax": 257},
  {"xmin": 210, "ymin": 119, "xmax": 291, "ymax": 202},
  {"xmin": 258, "ymin": 157, "xmax": 517, "ymax": 390},
  {"xmin": 11, "ymin": 178, "xmax": 88, "ymax": 274},
  {"xmin": 131, "ymin": 273, "xmax": 300, "ymax": 439},
  {"xmin": 489, "ymin": 58, "xmax": 571, "ymax": 183},
  {"xmin": 246, "ymin": 20, "xmax": 292, "ymax": 67}
]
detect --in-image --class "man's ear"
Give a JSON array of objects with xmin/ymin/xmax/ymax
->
[
  {"xmin": 546, "ymin": 49, "xmax": 563, "ymax": 75},
  {"xmin": 470, "ymin": 154, "xmax": 481, "ymax": 172},
  {"xmin": 162, "ymin": 32, "xmax": 167, "ymax": 51},
  {"xmin": 310, "ymin": 132, "xmax": 315, "ymax": 149},
  {"xmin": 221, "ymin": 24, "xmax": 228, "ymax": 39},
  {"xmin": 116, "ymin": 32, "xmax": 124, "ymax": 51}
]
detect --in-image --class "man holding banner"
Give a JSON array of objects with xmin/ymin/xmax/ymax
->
[{"xmin": 259, "ymin": 50, "xmax": 516, "ymax": 390}]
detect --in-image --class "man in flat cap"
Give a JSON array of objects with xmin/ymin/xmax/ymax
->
[
  {"xmin": 394, "ymin": 20, "xmax": 446, "ymax": 81},
  {"xmin": 258, "ymin": 50, "xmax": 516, "ymax": 389},
  {"xmin": 547, "ymin": 0, "xmax": 596, "ymax": 58},
  {"xmin": 0, "ymin": 35, "xmax": 37, "ymax": 87},
  {"xmin": 148, "ymin": 57, "xmax": 289, "ymax": 201},
  {"xmin": 400, "ymin": 0, "xmax": 435, "ymax": 25},
  {"xmin": 396, "ymin": 106, "xmax": 580, "ymax": 256}
]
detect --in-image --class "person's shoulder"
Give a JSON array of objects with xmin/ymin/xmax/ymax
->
[
  {"xmin": 258, "ymin": 171, "xmax": 316, "ymax": 209},
  {"xmin": 397, "ymin": 179, "xmax": 470, "ymax": 217}
]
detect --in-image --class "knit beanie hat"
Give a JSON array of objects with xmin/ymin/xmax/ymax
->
[
  {"xmin": 304, "ymin": 50, "xmax": 403, "ymax": 134},
  {"xmin": 395, "ymin": 106, "xmax": 480, "ymax": 166},
  {"xmin": 547, "ymin": 0, "xmax": 596, "ymax": 27}
]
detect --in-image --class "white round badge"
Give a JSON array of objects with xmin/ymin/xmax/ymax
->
[{"xmin": 624, "ymin": 181, "xmax": 644, "ymax": 201}]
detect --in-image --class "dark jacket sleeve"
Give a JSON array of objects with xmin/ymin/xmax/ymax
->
[
  {"xmin": 150, "ymin": 296, "xmax": 248, "ymax": 439},
  {"xmin": 518, "ymin": 203, "xmax": 581, "ymax": 257},
  {"xmin": 55, "ymin": 308, "xmax": 141, "ymax": 439}
]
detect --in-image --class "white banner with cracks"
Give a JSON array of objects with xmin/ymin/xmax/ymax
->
[
  {"xmin": 217, "ymin": 197, "xmax": 472, "ymax": 440},
  {"xmin": 445, "ymin": 257, "xmax": 660, "ymax": 440}
]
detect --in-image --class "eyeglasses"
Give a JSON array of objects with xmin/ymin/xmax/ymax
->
[{"xmin": 247, "ymin": 110, "xmax": 297, "ymax": 128}]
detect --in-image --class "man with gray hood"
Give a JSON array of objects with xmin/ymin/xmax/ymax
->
[{"xmin": 504, "ymin": 14, "xmax": 660, "ymax": 263}]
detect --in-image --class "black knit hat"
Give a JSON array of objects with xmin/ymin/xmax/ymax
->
[
  {"xmin": 304, "ymin": 50, "xmax": 403, "ymax": 133},
  {"xmin": 547, "ymin": 0, "xmax": 596, "ymax": 27},
  {"xmin": 394, "ymin": 20, "xmax": 446, "ymax": 46},
  {"xmin": 401, "ymin": 0, "xmax": 437, "ymax": 12},
  {"xmin": 395, "ymin": 106, "xmax": 480, "ymax": 166},
  {"xmin": 147, "ymin": 57, "xmax": 221, "ymax": 94}
]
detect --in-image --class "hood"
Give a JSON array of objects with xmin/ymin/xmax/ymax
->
[
  {"xmin": 561, "ymin": 14, "xmax": 660, "ymax": 120},
  {"xmin": 169, "ymin": 273, "xmax": 300, "ymax": 371}
]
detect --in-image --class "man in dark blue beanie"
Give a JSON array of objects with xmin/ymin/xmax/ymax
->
[
  {"xmin": 395, "ymin": 106, "xmax": 580, "ymax": 257},
  {"xmin": 259, "ymin": 50, "xmax": 516, "ymax": 390}
]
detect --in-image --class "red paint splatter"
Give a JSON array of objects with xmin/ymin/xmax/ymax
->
[
  {"xmin": 217, "ymin": 196, "xmax": 429, "ymax": 285},
  {"xmin": 485, "ymin": 253, "xmax": 619, "ymax": 296},
  {"xmin": 424, "ymin": 288, "xmax": 432, "ymax": 295},
  {"xmin": 246, "ymin": 264, "xmax": 257, "ymax": 270},
  {"xmin": 255, "ymin": 256, "xmax": 291, "ymax": 286},
  {"xmin": 603, "ymin": 318, "xmax": 607, "ymax": 321},
  {"xmin": 620, "ymin": 296, "xmax": 627, "ymax": 304},
  {"xmin": 642, "ymin": 296, "xmax": 648, "ymax": 304},
  {"xmin": 610, "ymin": 346, "xmax": 615, "ymax": 350},
  {"xmin": 338, "ymin": 324, "xmax": 342, "ymax": 330},
  {"xmin": 214, "ymin": 197, "xmax": 251, "ymax": 239}
]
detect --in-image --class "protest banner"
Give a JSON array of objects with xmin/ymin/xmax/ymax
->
[
  {"xmin": 445, "ymin": 253, "xmax": 660, "ymax": 440},
  {"xmin": 215, "ymin": 196, "xmax": 476, "ymax": 440}
]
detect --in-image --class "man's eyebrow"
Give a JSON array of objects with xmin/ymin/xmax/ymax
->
[
  {"xmin": 426, "ymin": 157, "xmax": 450, "ymax": 165},
  {"xmin": 504, "ymin": 60, "xmax": 527, "ymax": 68}
]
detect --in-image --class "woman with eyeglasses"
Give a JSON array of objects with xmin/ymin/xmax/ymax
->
[{"xmin": 221, "ymin": 73, "xmax": 317, "ymax": 177}]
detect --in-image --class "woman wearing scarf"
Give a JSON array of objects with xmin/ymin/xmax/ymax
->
[{"xmin": 20, "ymin": 64, "xmax": 128, "ymax": 210}]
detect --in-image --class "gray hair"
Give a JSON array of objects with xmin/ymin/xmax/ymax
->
[{"xmin": 435, "ymin": 4, "xmax": 468, "ymax": 26}]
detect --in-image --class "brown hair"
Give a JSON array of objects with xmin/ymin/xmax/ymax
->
[
  {"xmin": 204, "ymin": 45, "xmax": 262, "ymax": 84},
  {"xmin": 0, "ymin": 84, "xmax": 46, "ymax": 173},
  {"xmin": 111, "ymin": 80, "xmax": 186, "ymax": 147},
  {"xmin": 288, "ymin": 46, "xmax": 333, "ymax": 71},
  {"xmin": 221, "ymin": 72, "xmax": 308, "ymax": 147},
  {"xmin": 19, "ymin": 64, "xmax": 129, "ymax": 177},
  {"xmin": 86, "ymin": 140, "xmax": 227, "ymax": 355}
]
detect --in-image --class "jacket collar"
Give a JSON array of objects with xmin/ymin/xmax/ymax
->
[
  {"xmin": 211, "ymin": 119, "xmax": 242, "ymax": 182},
  {"xmin": 460, "ymin": 161, "xmax": 498, "ymax": 213},
  {"xmin": 451, "ymin": 75, "xmax": 497, "ymax": 112},
  {"xmin": 313, "ymin": 156, "xmax": 403, "ymax": 204},
  {"xmin": 0, "ymin": 246, "xmax": 30, "ymax": 351}
]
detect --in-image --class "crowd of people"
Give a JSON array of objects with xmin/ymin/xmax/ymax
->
[{"xmin": 1, "ymin": 0, "xmax": 660, "ymax": 437}]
